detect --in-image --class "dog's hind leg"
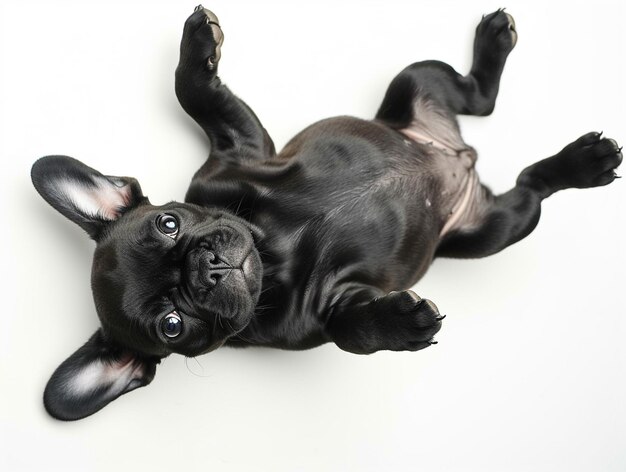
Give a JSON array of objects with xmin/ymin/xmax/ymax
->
[
  {"xmin": 175, "ymin": 6, "xmax": 275, "ymax": 164},
  {"xmin": 436, "ymin": 133, "xmax": 622, "ymax": 258},
  {"xmin": 376, "ymin": 9, "xmax": 516, "ymax": 128}
]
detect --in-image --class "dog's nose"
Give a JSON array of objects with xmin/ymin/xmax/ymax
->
[
  {"xmin": 186, "ymin": 247, "xmax": 233, "ymax": 288},
  {"xmin": 198, "ymin": 251, "xmax": 232, "ymax": 286}
]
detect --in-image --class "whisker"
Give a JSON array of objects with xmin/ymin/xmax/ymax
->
[
  {"xmin": 225, "ymin": 318, "xmax": 256, "ymax": 344},
  {"xmin": 211, "ymin": 310, "xmax": 219, "ymax": 335},
  {"xmin": 254, "ymin": 304, "xmax": 276, "ymax": 316},
  {"xmin": 259, "ymin": 267, "xmax": 280, "ymax": 277},
  {"xmin": 259, "ymin": 283, "xmax": 278, "ymax": 295},
  {"xmin": 184, "ymin": 356, "xmax": 212, "ymax": 378},
  {"xmin": 247, "ymin": 192, "xmax": 261, "ymax": 225},
  {"xmin": 234, "ymin": 195, "xmax": 245, "ymax": 216}
]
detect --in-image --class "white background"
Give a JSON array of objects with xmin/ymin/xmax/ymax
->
[{"xmin": 1, "ymin": 0, "xmax": 624, "ymax": 470}]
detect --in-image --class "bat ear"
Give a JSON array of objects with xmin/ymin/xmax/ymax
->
[
  {"xmin": 43, "ymin": 330, "xmax": 159, "ymax": 421},
  {"xmin": 31, "ymin": 155, "xmax": 145, "ymax": 240}
]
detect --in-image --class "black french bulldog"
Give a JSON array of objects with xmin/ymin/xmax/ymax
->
[{"xmin": 31, "ymin": 6, "xmax": 622, "ymax": 421}]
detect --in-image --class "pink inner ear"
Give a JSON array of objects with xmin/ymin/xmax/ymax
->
[
  {"xmin": 58, "ymin": 176, "xmax": 132, "ymax": 221},
  {"xmin": 68, "ymin": 355, "xmax": 147, "ymax": 397}
]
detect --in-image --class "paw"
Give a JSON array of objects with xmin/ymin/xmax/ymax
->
[
  {"xmin": 181, "ymin": 5, "xmax": 224, "ymax": 70},
  {"xmin": 556, "ymin": 132, "xmax": 623, "ymax": 189},
  {"xmin": 475, "ymin": 9, "xmax": 517, "ymax": 55},
  {"xmin": 374, "ymin": 290, "xmax": 444, "ymax": 352}
]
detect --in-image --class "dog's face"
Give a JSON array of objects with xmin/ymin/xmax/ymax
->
[
  {"xmin": 32, "ymin": 156, "xmax": 263, "ymax": 420},
  {"xmin": 93, "ymin": 202, "xmax": 263, "ymax": 357}
]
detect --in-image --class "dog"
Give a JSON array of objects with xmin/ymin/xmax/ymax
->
[{"xmin": 31, "ymin": 6, "xmax": 622, "ymax": 420}]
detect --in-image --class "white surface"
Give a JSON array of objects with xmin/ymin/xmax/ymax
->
[{"xmin": 1, "ymin": 0, "xmax": 624, "ymax": 471}]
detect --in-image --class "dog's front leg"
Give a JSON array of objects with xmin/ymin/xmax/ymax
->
[
  {"xmin": 326, "ymin": 288, "xmax": 444, "ymax": 354},
  {"xmin": 175, "ymin": 6, "xmax": 275, "ymax": 163}
]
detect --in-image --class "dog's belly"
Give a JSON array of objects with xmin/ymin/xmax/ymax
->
[
  {"xmin": 261, "ymin": 117, "xmax": 449, "ymax": 282},
  {"xmin": 278, "ymin": 116, "xmax": 485, "ymax": 241},
  {"xmin": 398, "ymin": 110, "xmax": 488, "ymax": 238},
  {"xmin": 407, "ymin": 139, "xmax": 487, "ymax": 237}
]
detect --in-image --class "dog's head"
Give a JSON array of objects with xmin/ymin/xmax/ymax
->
[{"xmin": 32, "ymin": 156, "xmax": 263, "ymax": 420}]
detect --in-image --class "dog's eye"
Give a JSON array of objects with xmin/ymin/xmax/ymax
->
[
  {"xmin": 156, "ymin": 214, "xmax": 179, "ymax": 238},
  {"xmin": 161, "ymin": 312, "xmax": 183, "ymax": 338}
]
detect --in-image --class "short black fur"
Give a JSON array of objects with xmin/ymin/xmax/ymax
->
[{"xmin": 31, "ymin": 6, "xmax": 621, "ymax": 420}]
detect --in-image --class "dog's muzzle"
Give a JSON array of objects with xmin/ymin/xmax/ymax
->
[{"xmin": 182, "ymin": 221, "xmax": 263, "ymax": 328}]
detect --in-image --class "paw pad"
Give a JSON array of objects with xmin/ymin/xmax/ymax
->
[{"xmin": 186, "ymin": 6, "xmax": 224, "ymax": 69}]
